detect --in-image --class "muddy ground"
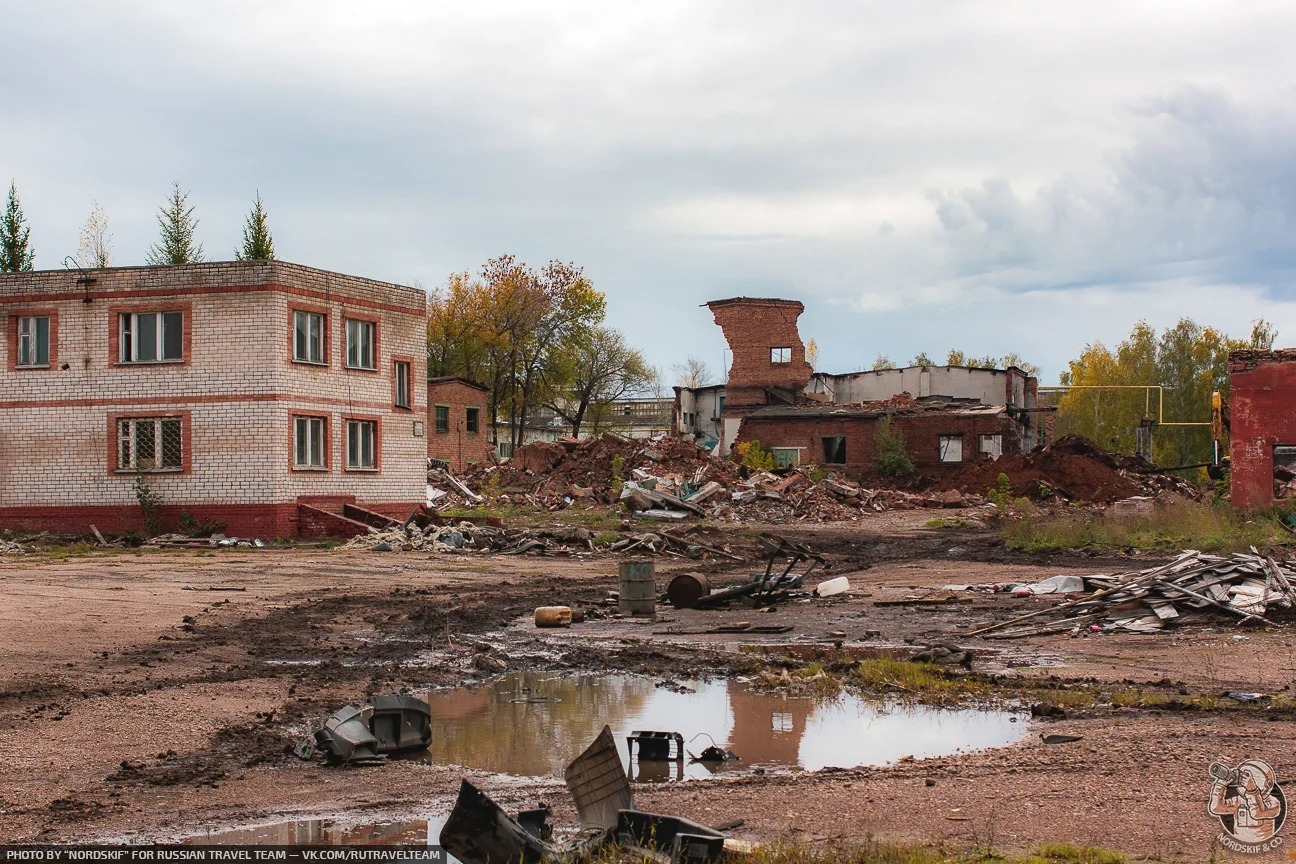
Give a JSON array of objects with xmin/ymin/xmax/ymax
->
[{"xmin": 1, "ymin": 511, "xmax": 1293, "ymax": 860}]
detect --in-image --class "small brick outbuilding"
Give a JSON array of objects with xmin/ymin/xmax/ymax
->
[
  {"xmin": 1229, "ymin": 350, "xmax": 1296, "ymax": 508},
  {"xmin": 427, "ymin": 377, "xmax": 492, "ymax": 472}
]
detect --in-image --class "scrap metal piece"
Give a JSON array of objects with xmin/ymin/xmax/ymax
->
[
  {"xmin": 564, "ymin": 724, "xmax": 633, "ymax": 833},
  {"xmin": 314, "ymin": 694, "xmax": 432, "ymax": 765},
  {"xmin": 441, "ymin": 779, "xmax": 553, "ymax": 864},
  {"xmin": 616, "ymin": 810, "xmax": 725, "ymax": 863},
  {"xmin": 314, "ymin": 704, "xmax": 382, "ymax": 765},
  {"xmin": 627, "ymin": 730, "xmax": 685, "ymax": 762}
]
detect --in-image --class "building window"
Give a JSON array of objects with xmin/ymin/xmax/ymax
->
[
  {"xmin": 435, "ymin": 405, "xmax": 450, "ymax": 433},
  {"xmin": 939, "ymin": 435, "xmax": 964, "ymax": 463},
  {"xmin": 346, "ymin": 419, "xmax": 377, "ymax": 469},
  {"xmin": 978, "ymin": 434, "xmax": 1003, "ymax": 459},
  {"xmin": 16, "ymin": 315, "xmax": 50, "ymax": 367},
  {"xmin": 394, "ymin": 361, "xmax": 411, "ymax": 409},
  {"xmin": 293, "ymin": 310, "xmax": 326, "ymax": 364},
  {"xmin": 121, "ymin": 311, "xmax": 183, "ymax": 363},
  {"xmin": 345, "ymin": 319, "xmax": 376, "ymax": 369},
  {"xmin": 822, "ymin": 436, "xmax": 846, "ymax": 464},
  {"xmin": 466, "ymin": 406, "xmax": 480, "ymax": 434},
  {"xmin": 293, "ymin": 416, "xmax": 327, "ymax": 469},
  {"xmin": 771, "ymin": 347, "xmax": 791, "ymax": 364},
  {"xmin": 772, "ymin": 447, "xmax": 801, "ymax": 468},
  {"xmin": 118, "ymin": 417, "xmax": 183, "ymax": 471}
]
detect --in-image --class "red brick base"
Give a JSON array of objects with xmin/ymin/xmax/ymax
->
[{"xmin": 0, "ymin": 500, "xmax": 423, "ymax": 540}]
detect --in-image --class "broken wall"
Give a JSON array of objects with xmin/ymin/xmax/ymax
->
[
  {"xmin": 707, "ymin": 298, "xmax": 812, "ymax": 409},
  {"xmin": 1229, "ymin": 349, "xmax": 1296, "ymax": 508}
]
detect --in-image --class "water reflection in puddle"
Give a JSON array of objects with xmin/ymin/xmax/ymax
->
[
  {"xmin": 187, "ymin": 819, "xmax": 444, "ymax": 845},
  {"xmin": 416, "ymin": 672, "xmax": 1026, "ymax": 780}
]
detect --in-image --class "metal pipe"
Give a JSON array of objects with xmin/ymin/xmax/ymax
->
[{"xmin": 1037, "ymin": 384, "xmax": 1212, "ymax": 427}]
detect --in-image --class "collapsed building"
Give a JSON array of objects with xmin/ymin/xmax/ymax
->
[{"xmin": 674, "ymin": 297, "xmax": 1053, "ymax": 477}]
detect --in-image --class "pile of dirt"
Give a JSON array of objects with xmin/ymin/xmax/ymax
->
[{"xmin": 933, "ymin": 435, "xmax": 1145, "ymax": 503}]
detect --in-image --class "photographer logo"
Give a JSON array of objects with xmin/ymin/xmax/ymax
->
[{"xmin": 1208, "ymin": 759, "xmax": 1286, "ymax": 854}]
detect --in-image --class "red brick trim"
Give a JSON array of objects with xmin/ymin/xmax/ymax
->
[
  {"xmin": 108, "ymin": 302, "xmax": 193, "ymax": 367},
  {"xmin": 0, "ymin": 283, "xmax": 425, "ymax": 316},
  {"xmin": 342, "ymin": 314, "xmax": 381, "ymax": 373},
  {"xmin": 391, "ymin": 355, "xmax": 415, "ymax": 411},
  {"xmin": 289, "ymin": 412, "xmax": 331, "ymax": 472},
  {"xmin": 288, "ymin": 303, "xmax": 331, "ymax": 368},
  {"xmin": 342, "ymin": 413, "xmax": 383, "ymax": 472},
  {"xmin": 0, "ymin": 393, "xmax": 397, "ymax": 411},
  {"xmin": 107, "ymin": 409, "xmax": 193, "ymax": 475},
  {"xmin": 8, "ymin": 309, "xmax": 59, "ymax": 371}
]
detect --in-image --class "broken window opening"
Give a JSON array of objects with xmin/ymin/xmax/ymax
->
[
  {"xmin": 346, "ymin": 419, "xmax": 377, "ymax": 469},
  {"xmin": 294, "ymin": 416, "xmax": 327, "ymax": 468},
  {"xmin": 435, "ymin": 405, "xmax": 450, "ymax": 433},
  {"xmin": 394, "ymin": 361, "xmax": 411, "ymax": 409},
  {"xmin": 345, "ymin": 319, "xmax": 376, "ymax": 370},
  {"xmin": 939, "ymin": 435, "xmax": 963, "ymax": 463},
  {"xmin": 772, "ymin": 447, "xmax": 801, "ymax": 468},
  {"xmin": 978, "ymin": 434, "xmax": 1003, "ymax": 459},
  {"xmin": 466, "ymin": 406, "xmax": 480, "ymax": 434},
  {"xmin": 293, "ymin": 310, "xmax": 326, "ymax": 364},
  {"xmin": 16, "ymin": 315, "xmax": 49, "ymax": 367},
  {"xmin": 118, "ymin": 417, "xmax": 183, "ymax": 471},
  {"xmin": 120, "ymin": 311, "xmax": 183, "ymax": 363},
  {"xmin": 770, "ymin": 347, "xmax": 791, "ymax": 364},
  {"xmin": 822, "ymin": 436, "xmax": 846, "ymax": 464}
]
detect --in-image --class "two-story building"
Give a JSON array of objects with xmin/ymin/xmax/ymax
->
[{"xmin": 0, "ymin": 260, "xmax": 427, "ymax": 538}]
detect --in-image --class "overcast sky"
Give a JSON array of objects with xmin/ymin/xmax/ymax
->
[{"xmin": 6, "ymin": 1, "xmax": 1296, "ymax": 383}]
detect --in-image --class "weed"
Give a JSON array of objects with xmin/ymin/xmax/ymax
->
[
  {"xmin": 924, "ymin": 516, "xmax": 971, "ymax": 529},
  {"xmin": 854, "ymin": 658, "xmax": 985, "ymax": 697},
  {"xmin": 610, "ymin": 454, "xmax": 626, "ymax": 492},
  {"xmin": 988, "ymin": 472, "xmax": 1014, "ymax": 509},
  {"xmin": 593, "ymin": 530, "xmax": 620, "ymax": 546},
  {"xmin": 177, "ymin": 509, "xmax": 225, "ymax": 537},
  {"xmin": 133, "ymin": 476, "xmax": 165, "ymax": 538}
]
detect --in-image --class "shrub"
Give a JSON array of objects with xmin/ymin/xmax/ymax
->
[
  {"xmin": 735, "ymin": 440, "xmax": 776, "ymax": 471},
  {"xmin": 988, "ymin": 472, "xmax": 1014, "ymax": 509},
  {"xmin": 872, "ymin": 414, "xmax": 914, "ymax": 478}
]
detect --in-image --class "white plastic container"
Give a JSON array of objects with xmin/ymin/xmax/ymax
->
[{"xmin": 814, "ymin": 576, "xmax": 850, "ymax": 598}]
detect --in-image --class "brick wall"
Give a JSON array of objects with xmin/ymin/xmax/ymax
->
[
  {"xmin": 739, "ymin": 411, "xmax": 1023, "ymax": 478},
  {"xmin": 427, "ymin": 379, "xmax": 492, "ymax": 471},
  {"xmin": 708, "ymin": 298, "xmax": 813, "ymax": 409},
  {"xmin": 0, "ymin": 261, "xmax": 428, "ymax": 537},
  {"xmin": 1229, "ymin": 350, "xmax": 1296, "ymax": 508}
]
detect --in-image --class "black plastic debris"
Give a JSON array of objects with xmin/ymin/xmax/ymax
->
[
  {"xmin": 627, "ymin": 730, "xmax": 685, "ymax": 762},
  {"xmin": 314, "ymin": 694, "xmax": 431, "ymax": 765}
]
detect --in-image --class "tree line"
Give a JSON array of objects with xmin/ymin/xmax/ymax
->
[{"xmin": 0, "ymin": 180, "xmax": 276, "ymax": 272}]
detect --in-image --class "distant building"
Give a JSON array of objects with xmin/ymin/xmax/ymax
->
[
  {"xmin": 0, "ymin": 261, "xmax": 427, "ymax": 537},
  {"xmin": 673, "ymin": 296, "xmax": 1053, "ymax": 474},
  {"xmin": 426, "ymin": 377, "xmax": 492, "ymax": 472},
  {"xmin": 1229, "ymin": 349, "xmax": 1296, "ymax": 508}
]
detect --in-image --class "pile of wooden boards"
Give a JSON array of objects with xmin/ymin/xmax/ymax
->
[{"xmin": 969, "ymin": 550, "xmax": 1296, "ymax": 638}]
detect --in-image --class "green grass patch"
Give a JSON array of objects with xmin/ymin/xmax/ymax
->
[
  {"xmin": 578, "ymin": 839, "xmax": 1128, "ymax": 863},
  {"xmin": 1002, "ymin": 499, "xmax": 1293, "ymax": 554},
  {"xmin": 924, "ymin": 517, "xmax": 972, "ymax": 529},
  {"xmin": 854, "ymin": 658, "xmax": 986, "ymax": 697}
]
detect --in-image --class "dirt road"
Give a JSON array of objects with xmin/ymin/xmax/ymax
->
[{"xmin": 1, "ymin": 514, "xmax": 1291, "ymax": 860}]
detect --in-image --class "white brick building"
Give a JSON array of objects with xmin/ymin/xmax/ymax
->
[{"xmin": 0, "ymin": 261, "xmax": 427, "ymax": 537}]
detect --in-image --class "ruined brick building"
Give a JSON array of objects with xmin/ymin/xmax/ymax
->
[
  {"xmin": 0, "ymin": 261, "xmax": 428, "ymax": 537},
  {"xmin": 1228, "ymin": 349, "xmax": 1296, "ymax": 508},
  {"xmin": 674, "ymin": 297, "xmax": 1052, "ymax": 476}
]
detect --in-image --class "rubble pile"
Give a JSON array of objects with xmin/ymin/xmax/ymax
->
[
  {"xmin": 935, "ymin": 435, "xmax": 1200, "ymax": 503},
  {"xmin": 971, "ymin": 550, "xmax": 1296, "ymax": 638},
  {"xmin": 340, "ymin": 520, "xmax": 602, "ymax": 555}
]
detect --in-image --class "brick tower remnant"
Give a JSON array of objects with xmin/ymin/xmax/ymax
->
[{"xmin": 706, "ymin": 297, "xmax": 813, "ymax": 410}]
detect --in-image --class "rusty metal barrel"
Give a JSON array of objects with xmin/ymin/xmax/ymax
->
[
  {"xmin": 534, "ymin": 606, "xmax": 573, "ymax": 628},
  {"xmin": 618, "ymin": 560, "xmax": 656, "ymax": 616},
  {"xmin": 666, "ymin": 572, "xmax": 711, "ymax": 609}
]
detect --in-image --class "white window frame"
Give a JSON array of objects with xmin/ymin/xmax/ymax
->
[
  {"xmin": 346, "ymin": 419, "xmax": 377, "ymax": 470},
  {"xmin": 294, "ymin": 416, "xmax": 327, "ymax": 469},
  {"xmin": 394, "ymin": 361, "xmax": 411, "ymax": 409},
  {"xmin": 939, "ymin": 435, "xmax": 964, "ymax": 463},
  {"xmin": 16, "ymin": 315, "xmax": 50, "ymax": 367},
  {"xmin": 771, "ymin": 447, "xmax": 802, "ymax": 468},
  {"xmin": 120, "ymin": 311, "xmax": 183, "ymax": 363},
  {"xmin": 118, "ymin": 416, "xmax": 183, "ymax": 472},
  {"xmin": 770, "ymin": 346, "xmax": 791, "ymax": 364},
  {"xmin": 345, "ymin": 319, "xmax": 375, "ymax": 370},
  {"xmin": 978, "ymin": 434, "xmax": 1003, "ymax": 459},
  {"xmin": 293, "ymin": 310, "xmax": 326, "ymax": 365}
]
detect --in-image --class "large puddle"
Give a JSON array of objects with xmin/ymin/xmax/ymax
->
[{"xmin": 415, "ymin": 672, "xmax": 1027, "ymax": 780}]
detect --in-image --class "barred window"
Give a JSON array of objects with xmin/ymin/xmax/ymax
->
[
  {"xmin": 294, "ymin": 416, "xmax": 327, "ymax": 468},
  {"xmin": 347, "ymin": 419, "xmax": 377, "ymax": 469},
  {"xmin": 17, "ymin": 316, "xmax": 50, "ymax": 367},
  {"xmin": 345, "ymin": 319, "xmax": 375, "ymax": 369},
  {"xmin": 121, "ymin": 311, "xmax": 183, "ymax": 363},
  {"xmin": 293, "ymin": 311, "xmax": 326, "ymax": 364},
  {"xmin": 118, "ymin": 417, "xmax": 183, "ymax": 471}
]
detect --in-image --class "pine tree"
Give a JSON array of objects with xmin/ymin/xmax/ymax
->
[
  {"xmin": 235, "ymin": 192, "xmax": 275, "ymax": 261},
  {"xmin": 146, "ymin": 182, "xmax": 204, "ymax": 265},
  {"xmin": 0, "ymin": 182, "xmax": 34, "ymax": 272}
]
